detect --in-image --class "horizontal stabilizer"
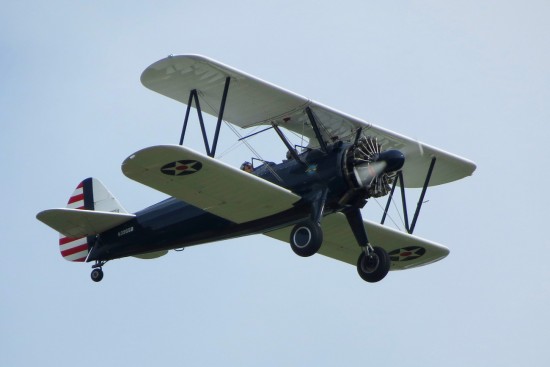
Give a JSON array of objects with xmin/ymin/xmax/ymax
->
[{"xmin": 37, "ymin": 208, "xmax": 135, "ymax": 238}]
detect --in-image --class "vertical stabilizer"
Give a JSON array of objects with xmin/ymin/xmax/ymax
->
[{"xmin": 59, "ymin": 178, "xmax": 126, "ymax": 262}]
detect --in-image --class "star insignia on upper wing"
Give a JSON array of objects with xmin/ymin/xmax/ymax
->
[{"xmin": 161, "ymin": 160, "xmax": 203, "ymax": 176}]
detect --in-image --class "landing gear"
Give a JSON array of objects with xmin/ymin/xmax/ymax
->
[
  {"xmin": 357, "ymin": 246, "xmax": 390, "ymax": 283},
  {"xmin": 342, "ymin": 207, "xmax": 391, "ymax": 283},
  {"xmin": 91, "ymin": 268, "xmax": 104, "ymax": 282},
  {"xmin": 90, "ymin": 260, "xmax": 107, "ymax": 282},
  {"xmin": 290, "ymin": 220, "xmax": 323, "ymax": 257},
  {"xmin": 289, "ymin": 187, "xmax": 328, "ymax": 257}
]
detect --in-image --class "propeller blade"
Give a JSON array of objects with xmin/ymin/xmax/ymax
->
[{"xmin": 353, "ymin": 161, "xmax": 387, "ymax": 188}]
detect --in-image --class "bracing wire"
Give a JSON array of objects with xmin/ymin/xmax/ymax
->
[
  {"xmin": 198, "ymin": 98, "xmax": 284, "ymax": 183},
  {"xmin": 391, "ymin": 195, "xmax": 407, "ymax": 230},
  {"xmin": 373, "ymin": 198, "xmax": 403, "ymax": 231}
]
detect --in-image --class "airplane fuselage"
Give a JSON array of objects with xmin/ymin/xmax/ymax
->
[{"xmin": 88, "ymin": 142, "xmax": 356, "ymax": 262}]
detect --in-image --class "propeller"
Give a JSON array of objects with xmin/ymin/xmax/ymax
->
[{"xmin": 346, "ymin": 136, "xmax": 405, "ymax": 199}]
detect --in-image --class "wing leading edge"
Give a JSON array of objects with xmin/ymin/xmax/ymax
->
[{"xmin": 141, "ymin": 54, "xmax": 476, "ymax": 188}]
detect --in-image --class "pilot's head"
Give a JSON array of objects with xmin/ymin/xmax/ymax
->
[{"xmin": 240, "ymin": 161, "xmax": 253, "ymax": 173}]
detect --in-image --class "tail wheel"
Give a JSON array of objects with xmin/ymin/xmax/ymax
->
[
  {"xmin": 91, "ymin": 268, "xmax": 104, "ymax": 282},
  {"xmin": 290, "ymin": 220, "xmax": 323, "ymax": 257},
  {"xmin": 357, "ymin": 246, "xmax": 391, "ymax": 283}
]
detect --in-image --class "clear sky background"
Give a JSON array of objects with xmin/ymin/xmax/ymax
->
[{"xmin": 2, "ymin": 1, "xmax": 549, "ymax": 366}]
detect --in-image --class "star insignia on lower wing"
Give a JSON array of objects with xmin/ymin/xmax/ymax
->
[{"xmin": 388, "ymin": 246, "xmax": 426, "ymax": 262}]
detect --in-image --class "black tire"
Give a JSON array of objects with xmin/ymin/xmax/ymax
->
[
  {"xmin": 357, "ymin": 247, "xmax": 390, "ymax": 283},
  {"xmin": 290, "ymin": 220, "xmax": 323, "ymax": 257},
  {"xmin": 91, "ymin": 268, "xmax": 104, "ymax": 282}
]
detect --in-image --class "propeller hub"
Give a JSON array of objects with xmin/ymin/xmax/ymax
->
[{"xmin": 377, "ymin": 149, "xmax": 405, "ymax": 173}]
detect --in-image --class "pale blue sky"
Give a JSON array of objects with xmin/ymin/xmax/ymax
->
[{"xmin": 2, "ymin": 1, "xmax": 549, "ymax": 366}]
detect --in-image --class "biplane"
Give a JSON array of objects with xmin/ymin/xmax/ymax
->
[{"xmin": 37, "ymin": 55, "xmax": 476, "ymax": 283}]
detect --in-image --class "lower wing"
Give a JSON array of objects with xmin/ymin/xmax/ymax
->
[{"xmin": 264, "ymin": 212, "xmax": 449, "ymax": 271}]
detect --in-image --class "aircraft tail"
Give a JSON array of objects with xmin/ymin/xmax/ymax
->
[{"xmin": 59, "ymin": 178, "xmax": 128, "ymax": 262}]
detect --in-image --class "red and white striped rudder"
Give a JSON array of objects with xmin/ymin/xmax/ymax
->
[{"xmin": 59, "ymin": 178, "xmax": 128, "ymax": 262}]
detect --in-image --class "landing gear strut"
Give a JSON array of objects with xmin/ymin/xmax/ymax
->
[
  {"xmin": 90, "ymin": 261, "xmax": 107, "ymax": 282},
  {"xmin": 343, "ymin": 207, "xmax": 391, "ymax": 282}
]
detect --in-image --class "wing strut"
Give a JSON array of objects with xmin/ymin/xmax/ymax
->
[
  {"xmin": 179, "ymin": 77, "xmax": 231, "ymax": 158},
  {"xmin": 305, "ymin": 107, "xmax": 328, "ymax": 153},
  {"xmin": 271, "ymin": 123, "xmax": 306, "ymax": 165},
  {"xmin": 380, "ymin": 157, "xmax": 437, "ymax": 234}
]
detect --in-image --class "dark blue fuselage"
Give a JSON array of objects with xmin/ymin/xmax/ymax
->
[{"xmin": 89, "ymin": 142, "xmax": 354, "ymax": 261}]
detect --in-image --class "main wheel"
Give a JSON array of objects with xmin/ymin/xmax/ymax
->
[
  {"xmin": 91, "ymin": 268, "xmax": 104, "ymax": 282},
  {"xmin": 357, "ymin": 247, "xmax": 390, "ymax": 283},
  {"xmin": 290, "ymin": 220, "xmax": 323, "ymax": 257}
]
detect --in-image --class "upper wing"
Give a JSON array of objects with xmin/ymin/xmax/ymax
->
[
  {"xmin": 264, "ymin": 212, "xmax": 449, "ymax": 271},
  {"xmin": 36, "ymin": 208, "xmax": 135, "ymax": 238},
  {"xmin": 122, "ymin": 145, "xmax": 301, "ymax": 224},
  {"xmin": 141, "ymin": 55, "xmax": 476, "ymax": 188}
]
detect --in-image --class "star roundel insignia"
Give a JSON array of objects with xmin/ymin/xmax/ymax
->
[
  {"xmin": 161, "ymin": 160, "xmax": 203, "ymax": 176},
  {"xmin": 388, "ymin": 246, "xmax": 426, "ymax": 262}
]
